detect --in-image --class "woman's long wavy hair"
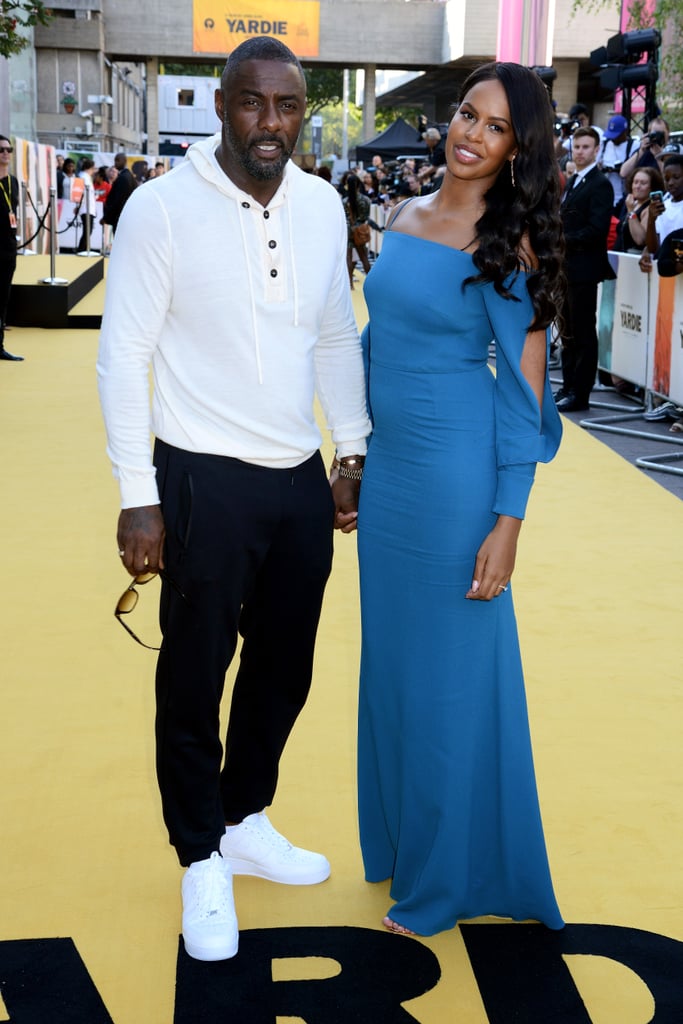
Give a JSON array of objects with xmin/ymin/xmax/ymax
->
[
  {"xmin": 345, "ymin": 173, "xmax": 363, "ymax": 221},
  {"xmin": 459, "ymin": 62, "xmax": 565, "ymax": 331}
]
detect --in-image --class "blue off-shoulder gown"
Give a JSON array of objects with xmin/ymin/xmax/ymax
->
[{"xmin": 357, "ymin": 229, "xmax": 565, "ymax": 936}]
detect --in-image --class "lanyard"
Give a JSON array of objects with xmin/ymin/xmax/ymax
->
[{"xmin": 0, "ymin": 175, "xmax": 12, "ymax": 212}]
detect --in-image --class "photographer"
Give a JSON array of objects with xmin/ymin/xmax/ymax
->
[
  {"xmin": 620, "ymin": 117, "xmax": 669, "ymax": 181},
  {"xmin": 417, "ymin": 126, "xmax": 446, "ymax": 194},
  {"xmin": 555, "ymin": 118, "xmax": 578, "ymax": 165},
  {"xmin": 599, "ymin": 114, "xmax": 636, "ymax": 213},
  {"xmin": 561, "ymin": 104, "xmax": 603, "ymax": 156}
]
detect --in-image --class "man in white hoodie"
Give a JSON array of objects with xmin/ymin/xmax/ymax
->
[{"xmin": 97, "ymin": 37, "xmax": 371, "ymax": 962}]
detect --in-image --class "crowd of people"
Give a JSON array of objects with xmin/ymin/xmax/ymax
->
[{"xmin": 546, "ymin": 104, "xmax": 683, "ymax": 427}]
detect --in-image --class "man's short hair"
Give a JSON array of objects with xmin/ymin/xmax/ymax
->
[
  {"xmin": 573, "ymin": 127, "xmax": 600, "ymax": 146},
  {"xmin": 221, "ymin": 37, "xmax": 305, "ymax": 92}
]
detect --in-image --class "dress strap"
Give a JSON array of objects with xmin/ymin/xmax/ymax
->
[{"xmin": 385, "ymin": 196, "xmax": 417, "ymax": 231}]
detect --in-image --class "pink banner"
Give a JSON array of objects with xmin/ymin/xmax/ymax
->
[{"xmin": 496, "ymin": 0, "xmax": 553, "ymax": 65}]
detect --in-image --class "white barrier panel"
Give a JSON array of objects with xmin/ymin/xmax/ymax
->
[
  {"xmin": 599, "ymin": 252, "xmax": 650, "ymax": 389},
  {"xmin": 369, "ymin": 201, "xmax": 387, "ymax": 257},
  {"xmin": 56, "ymin": 196, "xmax": 104, "ymax": 252}
]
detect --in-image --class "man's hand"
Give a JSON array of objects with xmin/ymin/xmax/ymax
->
[
  {"xmin": 330, "ymin": 477, "xmax": 360, "ymax": 533},
  {"xmin": 117, "ymin": 505, "xmax": 166, "ymax": 575}
]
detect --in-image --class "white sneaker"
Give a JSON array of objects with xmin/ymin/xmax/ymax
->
[
  {"xmin": 181, "ymin": 851, "xmax": 239, "ymax": 961},
  {"xmin": 220, "ymin": 811, "xmax": 331, "ymax": 885}
]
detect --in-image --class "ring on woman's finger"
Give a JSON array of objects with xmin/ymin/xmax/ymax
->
[{"xmin": 496, "ymin": 584, "xmax": 508, "ymax": 592}]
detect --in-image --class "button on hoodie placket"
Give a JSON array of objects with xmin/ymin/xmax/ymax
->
[{"xmin": 262, "ymin": 207, "xmax": 285, "ymax": 302}]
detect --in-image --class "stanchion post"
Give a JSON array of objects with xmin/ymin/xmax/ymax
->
[
  {"xmin": 19, "ymin": 182, "xmax": 28, "ymax": 253},
  {"xmin": 84, "ymin": 182, "xmax": 91, "ymax": 253},
  {"xmin": 41, "ymin": 187, "xmax": 68, "ymax": 285}
]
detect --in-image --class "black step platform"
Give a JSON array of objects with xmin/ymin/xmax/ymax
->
[{"xmin": 8, "ymin": 255, "xmax": 104, "ymax": 329}]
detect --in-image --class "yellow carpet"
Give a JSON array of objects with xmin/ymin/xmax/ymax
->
[{"xmin": 0, "ymin": 297, "xmax": 681, "ymax": 1022}]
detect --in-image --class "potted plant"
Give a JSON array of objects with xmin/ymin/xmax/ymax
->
[{"xmin": 61, "ymin": 95, "xmax": 77, "ymax": 114}]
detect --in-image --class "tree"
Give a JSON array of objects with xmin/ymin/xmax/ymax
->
[
  {"xmin": 572, "ymin": 0, "xmax": 682, "ymax": 121},
  {"xmin": 375, "ymin": 106, "xmax": 423, "ymax": 133},
  {"xmin": 303, "ymin": 68, "xmax": 345, "ymax": 127},
  {"xmin": 0, "ymin": 0, "xmax": 51, "ymax": 59}
]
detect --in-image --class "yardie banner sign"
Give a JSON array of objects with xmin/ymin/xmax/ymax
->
[{"xmin": 193, "ymin": 0, "xmax": 320, "ymax": 56}]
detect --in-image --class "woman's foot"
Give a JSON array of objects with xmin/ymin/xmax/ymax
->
[{"xmin": 382, "ymin": 915, "xmax": 415, "ymax": 936}]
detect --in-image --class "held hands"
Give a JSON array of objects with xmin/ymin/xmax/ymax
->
[
  {"xmin": 330, "ymin": 475, "xmax": 360, "ymax": 532},
  {"xmin": 329, "ymin": 454, "xmax": 364, "ymax": 533},
  {"xmin": 466, "ymin": 515, "xmax": 521, "ymax": 601},
  {"xmin": 117, "ymin": 505, "xmax": 166, "ymax": 575}
]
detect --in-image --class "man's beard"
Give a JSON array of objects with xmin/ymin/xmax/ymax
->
[{"xmin": 224, "ymin": 119, "xmax": 294, "ymax": 181}]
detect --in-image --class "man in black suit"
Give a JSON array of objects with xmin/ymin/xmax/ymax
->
[
  {"xmin": 102, "ymin": 153, "xmax": 136, "ymax": 235},
  {"xmin": 555, "ymin": 127, "xmax": 615, "ymax": 412}
]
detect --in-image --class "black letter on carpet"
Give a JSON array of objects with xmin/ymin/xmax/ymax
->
[
  {"xmin": 174, "ymin": 926, "xmax": 441, "ymax": 1023},
  {"xmin": 0, "ymin": 938, "xmax": 115, "ymax": 1022},
  {"xmin": 461, "ymin": 922, "xmax": 683, "ymax": 1023}
]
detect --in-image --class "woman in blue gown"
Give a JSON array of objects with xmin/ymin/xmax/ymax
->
[{"xmin": 356, "ymin": 63, "xmax": 566, "ymax": 936}]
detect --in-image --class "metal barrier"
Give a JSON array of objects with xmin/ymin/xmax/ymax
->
[{"xmin": 579, "ymin": 251, "xmax": 683, "ymax": 477}]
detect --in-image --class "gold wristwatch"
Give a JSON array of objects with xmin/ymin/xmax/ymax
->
[{"xmin": 337, "ymin": 455, "xmax": 365, "ymax": 481}]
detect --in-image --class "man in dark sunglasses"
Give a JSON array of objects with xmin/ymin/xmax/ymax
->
[
  {"xmin": 0, "ymin": 134, "xmax": 23, "ymax": 361},
  {"xmin": 98, "ymin": 38, "xmax": 370, "ymax": 963}
]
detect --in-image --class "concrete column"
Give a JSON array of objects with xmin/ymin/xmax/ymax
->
[
  {"xmin": 362, "ymin": 64, "xmax": 376, "ymax": 142},
  {"xmin": 146, "ymin": 56, "xmax": 159, "ymax": 156}
]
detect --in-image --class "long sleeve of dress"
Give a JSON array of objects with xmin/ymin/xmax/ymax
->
[{"xmin": 483, "ymin": 272, "xmax": 562, "ymax": 520}]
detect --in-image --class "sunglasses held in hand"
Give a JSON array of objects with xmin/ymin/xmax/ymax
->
[{"xmin": 115, "ymin": 570, "xmax": 187, "ymax": 649}]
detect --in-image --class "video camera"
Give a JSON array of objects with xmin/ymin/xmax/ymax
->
[{"xmin": 554, "ymin": 119, "xmax": 580, "ymax": 138}]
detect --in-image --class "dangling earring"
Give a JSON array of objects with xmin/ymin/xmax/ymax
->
[{"xmin": 510, "ymin": 157, "xmax": 516, "ymax": 188}]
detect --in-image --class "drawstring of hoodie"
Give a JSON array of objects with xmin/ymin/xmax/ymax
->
[
  {"xmin": 287, "ymin": 198, "xmax": 300, "ymax": 328},
  {"xmin": 236, "ymin": 199, "xmax": 264, "ymax": 385}
]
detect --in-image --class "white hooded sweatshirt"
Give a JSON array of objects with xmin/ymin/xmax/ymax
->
[{"xmin": 97, "ymin": 133, "xmax": 371, "ymax": 508}]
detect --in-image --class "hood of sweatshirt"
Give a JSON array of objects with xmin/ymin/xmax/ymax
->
[{"xmin": 186, "ymin": 131, "xmax": 297, "ymax": 202}]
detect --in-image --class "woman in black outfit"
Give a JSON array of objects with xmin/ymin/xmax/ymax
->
[{"xmin": 342, "ymin": 173, "xmax": 372, "ymax": 288}]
